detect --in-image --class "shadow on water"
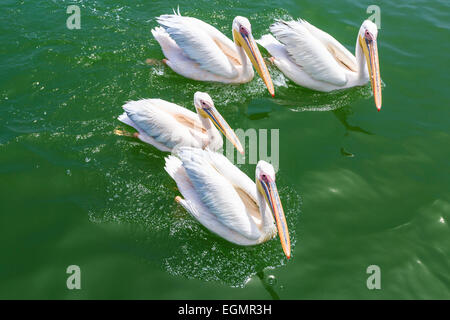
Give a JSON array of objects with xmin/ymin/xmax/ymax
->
[
  {"xmin": 264, "ymin": 76, "xmax": 375, "ymax": 160},
  {"xmin": 332, "ymin": 106, "xmax": 373, "ymax": 136},
  {"xmin": 267, "ymin": 74, "xmax": 375, "ymax": 137},
  {"xmin": 273, "ymin": 80, "xmax": 373, "ymax": 113},
  {"xmin": 332, "ymin": 105, "xmax": 373, "ymax": 158}
]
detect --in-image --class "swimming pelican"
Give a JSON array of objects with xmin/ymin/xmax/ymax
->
[
  {"xmin": 116, "ymin": 92, "xmax": 243, "ymax": 154},
  {"xmin": 151, "ymin": 11, "xmax": 275, "ymax": 96},
  {"xmin": 257, "ymin": 19, "xmax": 382, "ymax": 110},
  {"xmin": 164, "ymin": 147, "xmax": 291, "ymax": 259}
]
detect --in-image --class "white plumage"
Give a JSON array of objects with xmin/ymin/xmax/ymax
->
[
  {"xmin": 117, "ymin": 92, "xmax": 243, "ymax": 154},
  {"xmin": 151, "ymin": 12, "xmax": 275, "ymax": 95},
  {"xmin": 118, "ymin": 99, "xmax": 206, "ymax": 151},
  {"xmin": 257, "ymin": 19, "xmax": 382, "ymax": 110},
  {"xmin": 165, "ymin": 148, "xmax": 274, "ymax": 244},
  {"xmin": 271, "ymin": 20, "xmax": 351, "ymax": 86},
  {"xmin": 155, "ymin": 14, "xmax": 239, "ymax": 79},
  {"xmin": 165, "ymin": 147, "xmax": 291, "ymax": 258}
]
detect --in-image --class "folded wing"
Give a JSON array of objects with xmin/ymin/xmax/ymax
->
[
  {"xmin": 177, "ymin": 148, "xmax": 261, "ymax": 240},
  {"xmin": 300, "ymin": 19, "xmax": 357, "ymax": 73},
  {"xmin": 157, "ymin": 14, "xmax": 238, "ymax": 79},
  {"xmin": 122, "ymin": 99, "xmax": 202, "ymax": 150},
  {"xmin": 270, "ymin": 19, "xmax": 349, "ymax": 86}
]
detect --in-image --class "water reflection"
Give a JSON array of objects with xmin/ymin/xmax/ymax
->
[{"xmin": 256, "ymin": 270, "xmax": 280, "ymax": 300}]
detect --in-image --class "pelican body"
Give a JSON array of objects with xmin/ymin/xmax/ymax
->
[
  {"xmin": 117, "ymin": 92, "xmax": 243, "ymax": 154},
  {"xmin": 257, "ymin": 19, "xmax": 382, "ymax": 110},
  {"xmin": 152, "ymin": 12, "xmax": 274, "ymax": 96},
  {"xmin": 165, "ymin": 147, "xmax": 291, "ymax": 259}
]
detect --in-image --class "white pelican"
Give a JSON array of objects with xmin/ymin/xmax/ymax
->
[
  {"xmin": 257, "ymin": 19, "xmax": 382, "ymax": 110},
  {"xmin": 151, "ymin": 11, "xmax": 275, "ymax": 96},
  {"xmin": 164, "ymin": 147, "xmax": 291, "ymax": 259},
  {"xmin": 116, "ymin": 92, "xmax": 243, "ymax": 154}
]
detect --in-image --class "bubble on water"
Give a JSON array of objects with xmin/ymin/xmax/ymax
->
[{"xmin": 266, "ymin": 274, "xmax": 277, "ymax": 286}]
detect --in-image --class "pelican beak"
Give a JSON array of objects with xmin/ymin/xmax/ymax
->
[
  {"xmin": 201, "ymin": 105, "xmax": 244, "ymax": 154},
  {"xmin": 359, "ymin": 33, "xmax": 382, "ymax": 111},
  {"xmin": 234, "ymin": 29, "xmax": 275, "ymax": 97},
  {"xmin": 257, "ymin": 177, "xmax": 291, "ymax": 259}
]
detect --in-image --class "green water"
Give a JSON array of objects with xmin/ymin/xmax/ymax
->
[{"xmin": 1, "ymin": 0, "xmax": 449, "ymax": 299}]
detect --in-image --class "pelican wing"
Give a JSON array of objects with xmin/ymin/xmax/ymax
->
[
  {"xmin": 157, "ymin": 14, "xmax": 238, "ymax": 79},
  {"xmin": 202, "ymin": 149, "xmax": 257, "ymax": 199},
  {"xmin": 176, "ymin": 148, "xmax": 261, "ymax": 240},
  {"xmin": 300, "ymin": 19, "xmax": 357, "ymax": 72},
  {"xmin": 122, "ymin": 99, "xmax": 204, "ymax": 150},
  {"xmin": 270, "ymin": 20, "xmax": 348, "ymax": 86}
]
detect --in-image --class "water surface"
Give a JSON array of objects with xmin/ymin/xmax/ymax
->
[{"xmin": 0, "ymin": 0, "xmax": 449, "ymax": 299}]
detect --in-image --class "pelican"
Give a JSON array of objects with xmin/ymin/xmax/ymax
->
[
  {"xmin": 116, "ymin": 92, "xmax": 243, "ymax": 154},
  {"xmin": 257, "ymin": 19, "xmax": 382, "ymax": 110},
  {"xmin": 164, "ymin": 147, "xmax": 291, "ymax": 259},
  {"xmin": 151, "ymin": 11, "xmax": 275, "ymax": 96}
]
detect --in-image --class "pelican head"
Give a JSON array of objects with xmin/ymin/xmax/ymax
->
[
  {"xmin": 232, "ymin": 16, "xmax": 275, "ymax": 97},
  {"xmin": 255, "ymin": 161, "xmax": 291, "ymax": 259},
  {"xmin": 194, "ymin": 92, "xmax": 244, "ymax": 154},
  {"xmin": 358, "ymin": 20, "xmax": 382, "ymax": 111}
]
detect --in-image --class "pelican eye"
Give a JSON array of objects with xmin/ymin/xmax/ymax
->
[
  {"xmin": 239, "ymin": 26, "xmax": 249, "ymax": 36},
  {"xmin": 365, "ymin": 30, "xmax": 373, "ymax": 41},
  {"xmin": 261, "ymin": 174, "xmax": 269, "ymax": 183},
  {"xmin": 201, "ymin": 101, "xmax": 213, "ymax": 112}
]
